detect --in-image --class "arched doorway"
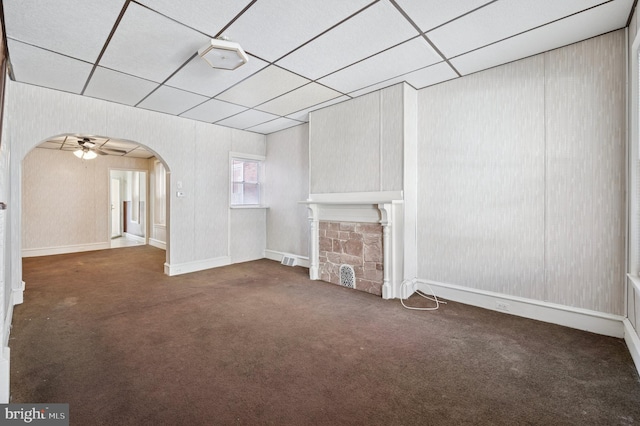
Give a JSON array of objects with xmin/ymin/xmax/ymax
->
[{"xmin": 21, "ymin": 133, "xmax": 170, "ymax": 267}]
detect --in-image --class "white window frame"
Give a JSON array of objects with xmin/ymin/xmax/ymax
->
[{"xmin": 229, "ymin": 152, "xmax": 266, "ymax": 208}]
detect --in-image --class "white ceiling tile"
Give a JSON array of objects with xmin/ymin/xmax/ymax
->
[
  {"xmin": 180, "ymin": 99, "xmax": 247, "ymax": 123},
  {"xmin": 3, "ymin": 0, "xmax": 126, "ymax": 62},
  {"xmin": 7, "ymin": 40, "xmax": 93, "ymax": 94},
  {"xmin": 285, "ymin": 95, "xmax": 350, "ymax": 122},
  {"xmin": 98, "ymin": 139, "xmax": 137, "ymax": 150},
  {"xmin": 256, "ymin": 83, "xmax": 342, "ymax": 116},
  {"xmin": 85, "ymin": 67, "xmax": 159, "ymax": 106},
  {"xmin": 136, "ymin": 0, "xmax": 253, "ymax": 37},
  {"xmin": 276, "ymin": 1, "xmax": 419, "ymax": 80},
  {"xmin": 215, "ymin": 109, "xmax": 280, "ymax": 130},
  {"xmin": 215, "ymin": 66, "xmax": 310, "ymax": 107},
  {"xmin": 224, "ymin": 0, "xmax": 373, "ymax": 61},
  {"xmin": 166, "ymin": 54, "xmax": 268, "ymax": 97},
  {"xmin": 402, "ymin": 62, "xmax": 459, "ymax": 89},
  {"xmin": 38, "ymin": 141, "xmax": 64, "ymax": 150},
  {"xmin": 99, "ymin": 3, "xmax": 211, "ymax": 82},
  {"xmin": 138, "ymin": 86, "xmax": 209, "ymax": 115},
  {"xmin": 319, "ymin": 37, "xmax": 441, "ymax": 93},
  {"xmin": 246, "ymin": 117, "xmax": 302, "ymax": 134},
  {"xmin": 394, "ymin": 0, "xmax": 494, "ymax": 32},
  {"xmin": 345, "ymin": 61, "xmax": 458, "ymax": 98},
  {"xmin": 428, "ymin": 0, "xmax": 610, "ymax": 58},
  {"xmin": 451, "ymin": 0, "xmax": 633, "ymax": 76},
  {"xmin": 122, "ymin": 148, "xmax": 155, "ymax": 159}
]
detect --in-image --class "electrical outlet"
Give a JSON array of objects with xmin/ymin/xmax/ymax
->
[{"xmin": 496, "ymin": 301, "xmax": 510, "ymax": 312}]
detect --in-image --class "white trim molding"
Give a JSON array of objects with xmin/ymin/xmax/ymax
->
[
  {"xmin": 264, "ymin": 249, "xmax": 310, "ymax": 268},
  {"xmin": 624, "ymin": 319, "xmax": 640, "ymax": 375},
  {"xmin": 22, "ymin": 242, "xmax": 111, "ymax": 258},
  {"xmin": 0, "ymin": 346, "xmax": 9, "ymax": 403},
  {"xmin": 164, "ymin": 256, "xmax": 231, "ymax": 276},
  {"xmin": 416, "ymin": 279, "xmax": 625, "ymax": 338},
  {"xmin": 148, "ymin": 238, "xmax": 166, "ymax": 250}
]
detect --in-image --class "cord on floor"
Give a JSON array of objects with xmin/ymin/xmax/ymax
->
[{"xmin": 400, "ymin": 280, "xmax": 447, "ymax": 311}]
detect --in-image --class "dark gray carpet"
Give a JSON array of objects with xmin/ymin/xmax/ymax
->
[{"xmin": 10, "ymin": 246, "xmax": 640, "ymax": 425}]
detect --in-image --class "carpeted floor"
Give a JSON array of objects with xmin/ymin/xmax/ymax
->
[{"xmin": 10, "ymin": 246, "xmax": 640, "ymax": 425}]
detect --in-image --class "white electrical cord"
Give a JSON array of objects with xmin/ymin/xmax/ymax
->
[{"xmin": 400, "ymin": 280, "xmax": 447, "ymax": 311}]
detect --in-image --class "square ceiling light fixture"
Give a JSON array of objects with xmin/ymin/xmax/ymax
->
[{"xmin": 198, "ymin": 37, "xmax": 249, "ymax": 70}]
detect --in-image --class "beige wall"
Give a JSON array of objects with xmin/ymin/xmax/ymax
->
[{"xmin": 22, "ymin": 148, "xmax": 150, "ymax": 251}]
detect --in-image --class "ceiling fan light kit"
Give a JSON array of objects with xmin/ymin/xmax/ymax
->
[
  {"xmin": 73, "ymin": 148, "xmax": 97, "ymax": 160},
  {"xmin": 198, "ymin": 38, "xmax": 248, "ymax": 70}
]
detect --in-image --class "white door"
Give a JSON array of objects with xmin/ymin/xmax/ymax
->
[{"xmin": 110, "ymin": 178, "xmax": 122, "ymax": 238}]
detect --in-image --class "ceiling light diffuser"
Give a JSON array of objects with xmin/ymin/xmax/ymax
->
[{"xmin": 198, "ymin": 38, "xmax": 248, "ymax": 71}]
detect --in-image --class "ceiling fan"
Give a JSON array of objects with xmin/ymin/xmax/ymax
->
[{"xmin": 73, "ymin": 137, "xmax": 127, "ymax": 159}]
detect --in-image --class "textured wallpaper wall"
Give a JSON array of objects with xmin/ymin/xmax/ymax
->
[
  {"xmin": 6, "ymin": 81, "xmax": 266, "ymax": 269},
  {"xmin": 417, "ymin": 30, "xmax": 625, "ymax": 315},
  {"xmin": 265, "ymin": 123, "xmax": 309, "ymax": 257},
  {"xmin": 309, "ymin": 84, "xmax": 403, "ymax": 194}
]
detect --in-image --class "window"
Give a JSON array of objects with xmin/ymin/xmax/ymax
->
[
  {"xmin": 154, "ymin": 161, "xmax": 166, "ymax": 225},
  {"xmin": 230, "ymin": 154, "xmax": 264, "ymax": 206}
]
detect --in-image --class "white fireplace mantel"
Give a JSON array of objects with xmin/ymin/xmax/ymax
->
[{"xmin": 300, "ymin": 191, "xmax": 404, "ymax": 299}]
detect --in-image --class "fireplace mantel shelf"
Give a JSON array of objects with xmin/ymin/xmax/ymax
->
[{"xmin": 299, "ymin": 190, "xmax": 404, "ymax": 206}]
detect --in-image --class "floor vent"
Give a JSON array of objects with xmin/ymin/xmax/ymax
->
[
  {"xmin": 339, "ymin": 264, "xmax": 356, "ymax": 289},
  {"xmin": 281, "ymin": 256, "xmax": 296, "ymax": 267}
]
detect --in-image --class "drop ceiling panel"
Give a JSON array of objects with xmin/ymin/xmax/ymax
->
[
  {"xmin": 451, "ymin": 0, "xmax": 633, "ymax": 76},
  {"xmin": 122, "ymin": 148, "xmax": 155, "ymax": 159},
  {"xmin": 97, "ymin": 139, "xmax": 137, "ymax": 150},
  {"xmin": 3, "ymin": 0, "xmax": 126, "ymax": 62},
  {"xmin": 247, "ymin": 117, "xmax": 302, "ymax": 134},
  {"xmin": 166, "ymin": 54, "xmax": 268, "ymax": 97},
  {"xmin": 286, "ymin": 95, "xmax": 350, "ymax": 122},
  {"xmin": 136, "ymin": 0, "xmax": 254, "ymax": 37},
  {"xmin": 276, "ymin": 1, "xmax": 419, "ymax": 80},
  {"xmin": 402, "ymin": 61, "xmax": 459, "ymax": 89},
  {"xmin": 256, "ymin": 83, "xmax": 342, "ymax": 116},
  {"xmin": 7, "ymin": 40, "xmax": 93, "ymax": 94},
  {"xmin": 137, "ymin": 86, "xmax": 209, "ymax": 115},
  {"xmin": 85, "ymin": 67, "xmax": 159, "ymax": 106},
  {"xmin": 180, "ymin": 99, "xmax": 247, "ymax": 123},
  {"xmin": 215, "ymin": 66, "xmax": 310, "ymax": 107},
  {"xmin": 393, "ymin": 0, "xmax": 494, "ymax": 32},
  {"xmin": 224, "ymin": 0, "xmax": 374, "ymax": 62},
  {"xmin": 215, "ymin": 109, "xmax": 280, "ymax": 130},
  {"xmin": 428, "ymin": 0, "xmax": 611, "ymax": 58},
  {"xmin": 38, "ymin": 141, "xmax": 63, "ymax": 150},
  {"xmin": 348, "ymin": 60, "xmax": 459, "ymax": 98},
  {"xmin": 99, "ymin": 3, "xmax": 211, "ymax": 83},
  {"xmin": 319, "ymin": 37, "xmax": 441, "ymax": 94}
]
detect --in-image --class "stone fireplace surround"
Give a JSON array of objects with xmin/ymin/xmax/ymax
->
[
  {"xmin": 302, "ymin": 191, "xmax": 404, "ymax": 299},
  {"xmin": 318, "ymin": 221, "xmax": 384, "ymax": 295}
]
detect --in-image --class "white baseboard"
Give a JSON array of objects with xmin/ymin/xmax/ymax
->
[
  {"xmin": 22, "ymin": 242, "xmax": 111, "ymax": 257},
  {"xmin": 123, "ymin": 233, "xmax": 145, "ymax": 243},
  {"xmin": 264, "ymin": 249, "xmax": 310, "ymax": 268},
  {"xmin": 148, "ymin": 238, "xmax": 166, "ymax": 250},
  {"xmin": 164, "ymin": 256, "xmax": 231, "ymax": 276},
  {"xmin": 416, "ymin": 279, "xmax": 624, "ymax": 338},
  {"xmin": 624, "ymin": 319, "xmax": 640, "ymax": 376}
]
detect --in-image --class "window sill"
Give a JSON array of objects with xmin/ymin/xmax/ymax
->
[{"xmin": 230, "ymin": 205, "xmax": 269, "ymax": 209}]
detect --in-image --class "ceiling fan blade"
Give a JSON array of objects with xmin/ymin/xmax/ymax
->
[{"xmin": 93, "ymin": 148, "xmax": 108, "ymax": 156}]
